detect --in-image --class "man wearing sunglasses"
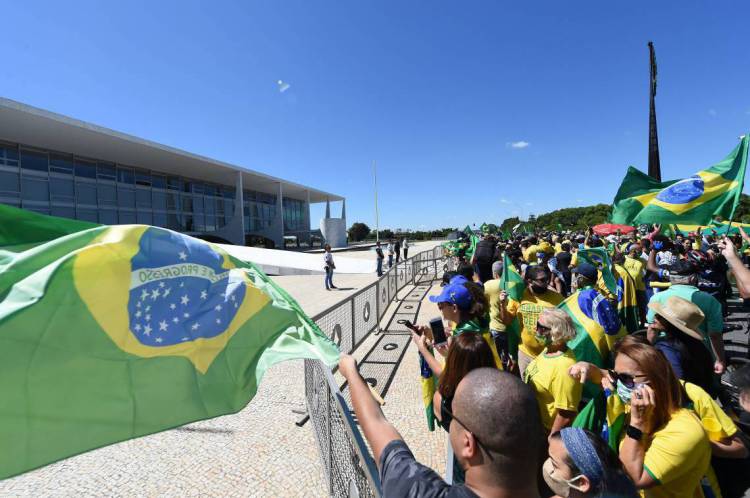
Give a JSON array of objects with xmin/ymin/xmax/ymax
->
[{"xmin": 339, "ymin": 354, "xmax": 543, "ymax": 497}]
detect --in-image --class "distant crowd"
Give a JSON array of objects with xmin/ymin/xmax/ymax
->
[{"xmin": 340, "ymin": 225, "xmax": 750, "ymax": 498}]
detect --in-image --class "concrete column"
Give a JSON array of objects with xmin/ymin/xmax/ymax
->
[
  {"xmin": 274, "ymin": 182, "xmax": 284, "ymax": 248},
  {"xmin": 325, "ymin": 198, "xmax": 331, "ymax": 218},
  {"xmin": 304, "ymin": 189, "xmax": 311, "ymax": 244}
]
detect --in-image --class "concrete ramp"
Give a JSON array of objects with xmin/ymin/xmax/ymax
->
[{"xmin": 217, "ymin": 244, "xmax": 376, "ymax": 275}]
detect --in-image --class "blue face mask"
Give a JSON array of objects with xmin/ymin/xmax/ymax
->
[{"xmin": 616, "ymin": 379, "xmax": 633, "ymax": 404}]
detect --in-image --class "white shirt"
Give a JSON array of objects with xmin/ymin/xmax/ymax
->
[
  {"xmin": 402, "ymin": 240, "xmax": 409, "ymax": 248},
  {"xmin": 324, "ymin": 252, "xmax": 333, "ymax": 266}
]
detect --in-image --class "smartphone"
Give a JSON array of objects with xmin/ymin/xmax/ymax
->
[
  {"xmin": 400, "ymin": 319, "xmax": 421, "ymax": 335},
  {"xmin": 429, "ymin": 318, "xmax": 448, "ymax": 346}
]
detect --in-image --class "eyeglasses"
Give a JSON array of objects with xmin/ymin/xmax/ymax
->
[
  {"xmin": 441, "ymin": 405, "xmax": 495, "ymax": 461},
  {"xmin": 608, "ymin": 369, "xmax": 649, "ymax": 389}
]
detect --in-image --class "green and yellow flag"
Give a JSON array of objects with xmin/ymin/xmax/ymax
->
[
  {"xmin": 463, "ymin": 225, "xmax": 479, "ymax": 260},
  {"xmin": 500, "ymin": 254, "xmax": 525, "ymax": 359},
  {"xmin": 0, "ymin": 204, "xmax": 339, "ymax": 479},
  {"xmin": 575, "ymin": 248, "xmax": 617, "ymax": 297},
  {"xmin": 611, "ymin": 135, "xmax": 749, "ymax": 226}
]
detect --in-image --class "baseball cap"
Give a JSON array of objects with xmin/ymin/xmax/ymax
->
[
  {"xmin": 571, "ymin": 262, "xmax": 597, "ymax": 281},
  {"xmin": 667, "ymin": 259, "xmax": 698, "ymax": 276},
  {"xmin": 429, "ymin": 281, "xmax": 472, "ymax": 309}
]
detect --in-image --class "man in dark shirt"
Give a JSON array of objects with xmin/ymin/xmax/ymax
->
[
  {"xmin": 338, "ymin": 355, "xmax": 543, "ymax": 497},
  {"xmin": 375, "ymin": 241, "xmax": 385, "ymax": 277}
]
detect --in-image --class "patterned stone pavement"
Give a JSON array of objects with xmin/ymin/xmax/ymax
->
[{"xmin": 0, "ymin": 242, "xmax": 444, "ymax": 497}]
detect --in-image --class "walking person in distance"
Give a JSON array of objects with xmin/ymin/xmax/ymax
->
[{"xmin": 324, "ymin": 244, "xmax": 337, "ymax": 290}]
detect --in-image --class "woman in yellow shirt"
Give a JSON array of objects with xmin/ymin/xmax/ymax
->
[
  {"xmin": 524, "ymin": 308, "xmax": 581, "ymax": 435},
  {"xmin": 569, "ymin": 339, "xmax": 711, "ymax": 498}
]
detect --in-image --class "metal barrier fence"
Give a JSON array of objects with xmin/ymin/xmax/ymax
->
[{"xmin": 304, "ymin": 245, "xmax": 451, "ymax": 498}]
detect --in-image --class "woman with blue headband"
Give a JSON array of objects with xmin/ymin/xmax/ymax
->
[{"xmin": 545, "ymin": 427, "xmax": 637, "ymax": 497}]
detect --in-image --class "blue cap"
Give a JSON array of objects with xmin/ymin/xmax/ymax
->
[
  {"xmin": 571, "ymin": 262, "xmax": 597, "ymax": 281},
  {"xmin": 449, "ymin": 274, "xmax": 469, "ymax": 285},
  {"xmin": 429, "ymin": 281, "xmax": 472, "ymax": 309}
]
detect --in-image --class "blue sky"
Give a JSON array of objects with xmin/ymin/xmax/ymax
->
[{"xmin": 3, "ymin": 1, "xmax": 750, "ymax": 230}]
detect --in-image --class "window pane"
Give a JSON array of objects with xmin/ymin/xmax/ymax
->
[
  {"xmin": 51, "ymin": 205, "xmax": 75, "ymax": 219},
  {"xmin": 135, "ymin": 170, "xmax": 151, "ymax": 187},
  {"xmin": 76, "ymin": 182, "xmax": 97, "ymax": 205},
  {"xmin": 21, "ymin": 177, "xmax": 49, "ymax": 202},
  {"xmin": 204, "ymin": 184, "xmax": 216, "ymax": 196},
  {"xmin": 117, "ymin": 167, "xmax": 134, "ymax": 184},
  {"xmin": 118, "ymin": 188, "xmax": 135, "ymax": 208},
  {"xmin": 0, "ymin": 170, "xmax": 20, "ymax": 195},
  {"xmin": 118, "ymin": 210, "xmax": 136, "ymax": 224},
  {"xmin": 193, "ymin": 214, "xmax": 205, "ymax": 232},
  {"xmin": 20, "ymin": 149, "xmax": 48, "ymax": 172},
  {"xmin": 205, "ymin": 197, "xmax": 215, "ymax": 215},
  {"xmin": 97, "ymin": 162, "xmax": 116, "ymax": 181},
  {"xmin": 153, "ymin": 211, "xmax": 167, "ymax": 228},
  {"xmin": 167, "ymin": 212, "xmax": 181, "ymax": 230},
  {"xmin": 99, "ymin": 210, "xmax": 117, "ymax": 224},
  {"xmin": 49, "ymin": 154, "xmax": 74, "ymax": 174},
  {"xmin": 50, "ymin": 177, "xmax": 75, "ymax": 202},
  {"xmin": 182, "ymin": 195, "xmax": 193, "ymax": 212},
  {"xmin": 75, "ymin": 159, "xmax": 97, "ymax": 179},
  {"xmin": 183, "ymin": 213, "xmax": 194, "ymax": 231},
  {"xmin": 152, "ymin": 174, "xmax": 166, "ymax": 189},
  {"xmin": 98, "ymin": 184, "xmax": 116, "ymax": 206},
  {"xmin": 167, "ymin": 176, "xmax": 181, "ymax": 191},
  {"xmin": 166, "ymin": 191, "xmax": 179, "ymax": 210},
  {"xmin": 136, "ymin": 210, "xmax": 152, "ymax": 225},
  {"xmin": 205, "ymin": 215, "xmax": 216, "ymax": 232},
  {"xmin": 77, "ymin": 208, "xmax": 98, "ymax": 223},
  {"xmin": 152, "ymin": 190, "xmax": 167, "ymax": 210},
  {"xmin": 136, "ymin": 188, "xmax": 152, "ymax": 208}
]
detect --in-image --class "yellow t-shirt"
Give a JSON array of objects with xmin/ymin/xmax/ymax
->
[
  {"xmin": 623, "ymin": 256, "xmax": 646, "ymax": 291},
  {"xmin": 539, "ymin": 241, "xmax": 553, "ymax": 254},
  {"xmin": 523, "ymin": 349, "xmax": 582, "ymax": 430},
  {"xmin": 506, "ymin": 288, "xmax": 564, "ymax": 357},
  {"xmin": 524, "ymin": 245, "xmax": 541, "ymax": 263},
  {"xmin": 639, "ymin": 409, "xmax": 711, "ymax": 498},
  {"xmin": 483, "ymin": 279, "xmax": 506, "ymax": 333}
]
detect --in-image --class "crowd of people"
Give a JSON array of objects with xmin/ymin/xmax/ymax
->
[{"xmin": 338, "ymin": 224, "xmax": 750, "ymax": 498}]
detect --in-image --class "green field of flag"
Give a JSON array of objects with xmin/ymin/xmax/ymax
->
[
  {"xmin": 575, "ymin": 247, "xmax": 617, "ymax": 296},
  {"xmin": 0, "ymin": 204, "xmax": 339, "ymax": 479},
  {"xmin": 500, "ymin": 253, "xmax": 525, "ymax": 359},
  {"xmin": 611, "ymin": 135, "xmax": 749, "ymax": 226}
]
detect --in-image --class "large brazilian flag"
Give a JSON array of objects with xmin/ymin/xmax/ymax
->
[
  {"xmin": 500, "ymin": 253, "xmax": 525, "ymax": 360},
  {"xmin": 611, "ymin": 135, "xmax": 749, "ymax": 226},
  {"xmin": 0, "ymin": 204, "xmax": 339, "ymax": 479}
]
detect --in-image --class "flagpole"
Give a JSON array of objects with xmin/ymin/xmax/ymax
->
[{"xmin": 372, "ymin": 160, "xmax": 380, "ymax": 243}]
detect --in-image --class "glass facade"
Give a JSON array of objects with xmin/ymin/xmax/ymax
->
[{"xmin": 0, "ymin": 141, "xmax": 309, "ymax": 238}]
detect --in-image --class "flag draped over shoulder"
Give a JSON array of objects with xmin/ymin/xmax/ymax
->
[
  {"xmin": 500, "ymin": 253, "xmax": 525, "ymax": 359},
  {"xmin": 419, "ymin": 352, "xmax": 439, "ymax": 431},
  {"xmin": 463, "ymin": 225, "xmax": 479, "ymax": 260},
  {"xmin": 611, "ymin": 135, "xmax": 749, "ymax": 226},
  {"xmin": 0, "ymin": 204, "xmax": 339, "ymax": 479},
  {"xmin": 614, "ymin": 264, "xmax": 640, "ymax": 333}
]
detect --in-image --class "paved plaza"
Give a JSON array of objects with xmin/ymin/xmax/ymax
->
[{"xmin": 0, "ymin": 241, "xmax": 445, "ymax": 497}]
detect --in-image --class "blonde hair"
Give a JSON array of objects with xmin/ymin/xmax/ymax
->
[{"xmin": 539, "ymin": 308, "xmax": 577, "ymax": 344}]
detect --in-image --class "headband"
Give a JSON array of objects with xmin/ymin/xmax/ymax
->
[{"xmin": 560, "ymin": 428, "xmax": 604, "ymax": 487}]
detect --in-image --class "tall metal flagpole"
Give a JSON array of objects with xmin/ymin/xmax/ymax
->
[
  {"xmin": 373, "ymin": 160, "xmax": 380, "ymax": 242},
  {"xmin": 648, "ymin": 41, "xmax": 662, "ymax": 182}
]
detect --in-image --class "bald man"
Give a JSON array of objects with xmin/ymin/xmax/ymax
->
[{"xmin": 338, "ymin": 355, "xmax": 543, "ymax": 498}]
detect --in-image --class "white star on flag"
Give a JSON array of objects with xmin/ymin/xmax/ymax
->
[
  {"xmin": 163, "ymin": 288, "xmax": 171, "ymax": 298},
  {"xmin": 151, "ymin": 288, "xmax": 160, "ymax": 300},
  {"xmin": 172, "ymin": 317, "xmax": 179, "ymax": 324},
  {"xmin": 181, "ymin": 295, "xmax": 189, "ymax": 305},
  {"xmin": 159, "ymin": 320, "xmax": 168, "ymax": 332},
  {"xmin": 159, "ymin": 282, "xmax": 165, "ymax": 288},
  {"xmin": 200, "ymin": 290, "xmax": 208, "ymax": 300},
  {"xmin": 179, "ymin": 251, "xmax": 187, "ymax": 261},
  {"xmin": 144, "ymin": 324, "xmax": 152, "ymax": 336},
  {"xmin": 135, "ymin": 311, "xmax": 142, "ymax": 318},
  {"xmin": 155, "ymin": 337, "xmax": 163, "ymax": 343},
  {"xmin": 191, "ymin": 323, "xmax": 200, "ymax": 331},
  {"xmin": 140, "ymin": 289, "xmax": 149, "ymax": 301},
  {"xmin": 145, "ymin": 314, "xmax": 151, "ymax": 321},
  {"xmin": 170, "ymin": 303, "xmax": 176, "ymax": 310},
  {"xmin": 183, "ymin": 312, "xmax": 190, "ymax": 318},
  {"xmin": 146, "ymin": 305, "xmax": 151, "ymax": 312},
  {"xmin": 134, "ymin": 324, "xmax": 141, "ymax": 331},
  {"xmin": 216, "ymin": 318, "xmax": 221, "ymax": 324},
  {"xmin": 215, "ymin": 304, "xmax": 222, "ymax": 311},
  {"xmin": 182, "ymin": 337, "xmax": 189, "ymax": 341},
  {"xmin": 136, "ymin": 302, "xmax": 141, "ymax": 309}
]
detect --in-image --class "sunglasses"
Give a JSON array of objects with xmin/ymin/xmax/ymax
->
[
  {"xmin": 608, "ymin": 369, "xmax": 649, "ymax": 389},
  {"xmin": 536, "ymin": 322, "xmax": 551, "ymax": 332},
  {"xmin": 441, "ymin": 405, "xmax": 495, "ymax": 461}
]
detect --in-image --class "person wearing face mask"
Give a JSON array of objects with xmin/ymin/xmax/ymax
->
[
  {"xmin": 523, "ymin": 308, "xmax": 581, "ymax": 435},
  {"xmin": 499, "ymin": 265, "xmax": 563, "ymax": 376},
  {"xmin": 544, "ymin": 427, "xmax": 637, "ymax": 497},
  {"xmin": 568, "ymin": 339, "xmax": 713, "ymax": 498}
]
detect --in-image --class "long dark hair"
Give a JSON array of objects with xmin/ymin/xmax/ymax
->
[
  {"xmin": 654, "ymin": 315, "xmax": 716, "ymax": 396},
  {"xmin": 438, "ymin": 333, "xmax": 495, "ymax": 400},
  {"xmin": 549, "ymin": 429, "xmax": 638, "ymax": 497}
]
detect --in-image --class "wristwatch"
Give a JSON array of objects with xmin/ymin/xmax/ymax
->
[{"xmin": 626, "ymin": 425, "xmax": 644, "ymax": 441}]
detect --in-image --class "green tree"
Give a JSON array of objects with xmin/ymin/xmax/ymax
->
[{"xmin": 348, "ymin": 222, "xmax": 371, "ymax": 242}]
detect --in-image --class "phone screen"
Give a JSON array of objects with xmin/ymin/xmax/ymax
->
[{"xmin": 429, "ymin": 318, "xmax": 448, "ymax": 345}]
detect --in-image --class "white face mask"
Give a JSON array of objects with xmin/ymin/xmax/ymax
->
[{"xmin": 542, "ymin": 458, "xmax": 585, "ymax": 497}]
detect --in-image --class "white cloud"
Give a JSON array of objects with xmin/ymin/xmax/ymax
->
[
  {"xmin": 500, "ymin": 198, "xmax": 510, "ymax": 204},
  {"xmin": 525, "ymin": 202, "xmax": 533, "ymax": 206},
  {"xmin": 708, "ymin": 108, "xmax": 717, "ymax": 117},
  {"xmin": 506, "ymin": 141, "xmax": 530, "ymax": 149},
  {"xmin": 277, "ymin": 80, "xmax": 291, "ymax": 93}
]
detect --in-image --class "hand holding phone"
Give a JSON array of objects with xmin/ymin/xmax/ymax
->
[{"xmin": 429, "ymin": 318, "xmax": 448, "ymax": 346}]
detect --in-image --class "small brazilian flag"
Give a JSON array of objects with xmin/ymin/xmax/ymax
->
[
  {"xmin": 463, "ymin": 225, "xmax": 479, "ymax": 261},
  {"xmin": 575, "ymin": 247, "xmax": 617, "ymax": 297},
  {"xmin": 500, "ymin": 254, "xmax": 525, "ymax": 359},
  {"xmin": 611, "ymin": 135, "xmax": 749, "ymax": 226},
  {"xmin": 0, "ymin": 204, "xmax": 339, "ymax": 479}
]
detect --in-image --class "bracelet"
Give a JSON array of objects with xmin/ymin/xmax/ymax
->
[{"xmin": 626, "ymin": 425, "xmax": 644, "ymax": 441}]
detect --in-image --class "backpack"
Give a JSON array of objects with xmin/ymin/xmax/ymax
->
[{"xmin": 474, "ymin": 240, "xmax": 495, "ymax": 264}]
